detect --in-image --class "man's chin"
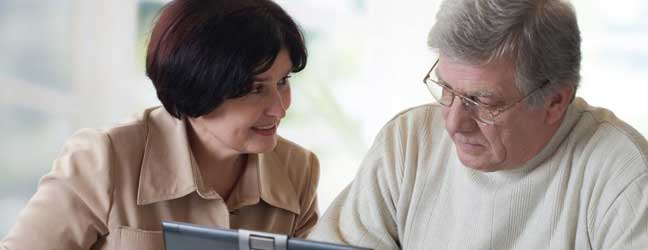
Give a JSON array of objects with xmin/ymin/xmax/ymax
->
[{"xmin": 456, "ymin": 150, "xmax": 499, "ymax": 172}]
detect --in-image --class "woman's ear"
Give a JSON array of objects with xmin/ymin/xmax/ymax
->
[{"xmin": 545, "ymin": 85, "xmax": 574, "ymax": 125}]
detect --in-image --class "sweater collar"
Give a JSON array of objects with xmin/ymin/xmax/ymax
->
[{"xmin": 478, "ymin": 98, "xmax": 586, "ymax": 180}]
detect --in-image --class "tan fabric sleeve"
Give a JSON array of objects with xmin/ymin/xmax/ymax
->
[
  {"xmin": 309, "ymin": 127, "xmax": 402, "ymax": 250},
  {"xmin": 1, "ymin": 129, "xmax": 113, "ymax": 250},
  {"xmin": 293, "ymin": 152, "xmax": 320, "ymax": 238}
]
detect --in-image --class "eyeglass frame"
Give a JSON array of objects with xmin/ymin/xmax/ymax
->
[{"xmin": 422, "ymin": 59, "xmax": 549, "ymax": 125}]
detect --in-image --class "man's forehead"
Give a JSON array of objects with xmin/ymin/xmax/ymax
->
[{"xmin": 436, "ymin": 57, "xmax": 516, "ymax": 97}]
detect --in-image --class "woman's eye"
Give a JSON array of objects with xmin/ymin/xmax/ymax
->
[
  {"xmin": 278, "ymin": 75, "xmax": 292, "ymax": 86},
  {"xmin": 249, "ymin": 85, "xmax": 263, "ymax": 94}
]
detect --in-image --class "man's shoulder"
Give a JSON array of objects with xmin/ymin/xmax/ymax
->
[
  {"xmin": 382, "ymin": 103, "xmax": 443, "ymax": 129},
  {"xmin": 572, "ymin": 99, "xmax": 648, "ymax": 179},
  {"xmin": 377, "ymin": 103, "xmax": 445, "ymax": 139},
  {"xmin": 387, "ymin": 103, "xmax": 441, "ymax": 122},
  {"xmin": 577, "ymin": 100, "xmax": 648, "ymax": 164}
]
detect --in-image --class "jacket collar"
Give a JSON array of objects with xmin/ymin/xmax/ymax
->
[
  {"xmin": 136, "ymin": 107, "xmax": 300, "ymax": 214},
  {"xmin": 226, "ymin": 153, "xmax": 301, "ymax": 214}
]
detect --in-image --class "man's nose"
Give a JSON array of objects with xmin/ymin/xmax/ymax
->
[{"xmin": 445, "ymin": 97, "xmax": 478, "ymax": 133}]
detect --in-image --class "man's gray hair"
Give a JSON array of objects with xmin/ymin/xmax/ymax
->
[{"xmin": 428, "ymin": 0, "xmax": 581, "ymax": 106}]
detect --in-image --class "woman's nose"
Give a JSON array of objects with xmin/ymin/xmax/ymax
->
[{"xmin": 265, "ymin": 88, "xmax": 287, "ymax": 118}]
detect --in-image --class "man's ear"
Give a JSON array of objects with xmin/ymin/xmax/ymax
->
[{"xmin": 545, "ymin": 85, "xmax": 574, "ymax": 125}]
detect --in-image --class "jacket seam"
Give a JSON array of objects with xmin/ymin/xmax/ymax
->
[
  {"xmin": 105, "ymin": 132, "xmax": 117, "ymax": 234},
  {"xmin": 296, "ymin": 152, "xmax": 316, "ymax": 234}
]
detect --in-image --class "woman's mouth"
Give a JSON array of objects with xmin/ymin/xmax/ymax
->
[{"xmin": 251, "ymin": 124, "xmax": 277, "ymax": 136}]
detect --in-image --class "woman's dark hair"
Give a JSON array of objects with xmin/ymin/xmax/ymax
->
[{"xmin": 146, "ymin": 0, "xmax": 307, "ymax": 118}]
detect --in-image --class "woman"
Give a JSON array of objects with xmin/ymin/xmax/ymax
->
[{"xmin": 1, "ymin": 0, "xmax": 319, "ymax": 249}]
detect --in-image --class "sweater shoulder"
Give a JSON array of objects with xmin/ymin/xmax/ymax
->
[
  {"xmin": 578, "ymin": 103, "xmax": 648, "ymax": 172},
  {"xmin": 377, "ymin": 103, "xmax": 445, "ymax": 142}
]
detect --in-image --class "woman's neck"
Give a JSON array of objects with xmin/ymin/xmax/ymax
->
[{"xmin": 186, "ymin": 121, "xmax": 247, "ymax": 201}]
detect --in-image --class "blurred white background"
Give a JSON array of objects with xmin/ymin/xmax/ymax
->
[{"xmin": 1, "ymin": 0, "xmax": 647, "ymax": 236}]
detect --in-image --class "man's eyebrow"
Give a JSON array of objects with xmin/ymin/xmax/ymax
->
[
  {"xmin": 434, "ymin": 70, "xmax": 455, "ymax": 90},
  {"xmin": 471, "ymin": 91, "xmax": 496, "ymax": 98},
  {"xmin": 435, "ymin": 70, "xmax": 497, "ymax": 98}
]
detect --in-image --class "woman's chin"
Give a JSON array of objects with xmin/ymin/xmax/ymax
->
[{"xmin": 246, "ymin": 136, "xmax": 278, "ymax": 154}]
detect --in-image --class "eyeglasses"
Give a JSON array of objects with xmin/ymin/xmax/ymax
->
[{"xmin": 423, "ymin": 59, "xmax": 548, "ymax": 125}]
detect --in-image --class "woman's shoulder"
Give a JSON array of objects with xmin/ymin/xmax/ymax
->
[
  {"xmin": 267, "ymin": 136, "xmax": 320, "ymax": 188},
  {"xmin": 273, "ymin": 136, "xmax": 318, "ymax": 166},
  {"xmin": 103, "ymin": 106, "xmax": 164, "ymax": 142},
  {"xmin": 58, "ymin": 106, "xmax": 169, "ymax": 170}
]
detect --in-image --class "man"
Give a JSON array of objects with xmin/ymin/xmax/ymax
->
[{"xmin": 309, "ymin": 0, "xmax": 648, "ymax": 249}]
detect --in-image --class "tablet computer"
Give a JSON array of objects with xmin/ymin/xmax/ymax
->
[{"xmin": 162, "ymin": 221, "xmax": 371, "ymax": 250}]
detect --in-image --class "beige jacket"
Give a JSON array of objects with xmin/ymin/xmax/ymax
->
[{"xmin": 1, "ymin": 107, "xmax": 320, "ymax": 250}]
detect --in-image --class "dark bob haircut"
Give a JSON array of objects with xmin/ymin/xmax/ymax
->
[{"xmin": 146, "ymin": 0, "xmax": 307, "ymax": 118}]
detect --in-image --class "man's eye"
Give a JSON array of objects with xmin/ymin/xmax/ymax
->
[
  {"xmin": 477, "ymin": 98, "xmax": 494, "ymax": 105},
  {"xmin": 466, "ymin": 95, "xmax": 481, "ymax": 103},
  {"xmin": 471, "ymin": 96, "xmax": 497, "ymax": 106}
]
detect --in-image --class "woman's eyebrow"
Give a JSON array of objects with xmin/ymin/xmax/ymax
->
[
  {"xmin": 253, "ymin": 71, "xmax": 291, "ymax": 82},
  {"xmin": 252, "ymin": 76, "xmax": 269, "ymax": 82}
]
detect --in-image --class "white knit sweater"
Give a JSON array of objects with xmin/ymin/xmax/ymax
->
[{"xmin": 309, "ymin": 98, "xmax": 648, "ymax": 250}]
